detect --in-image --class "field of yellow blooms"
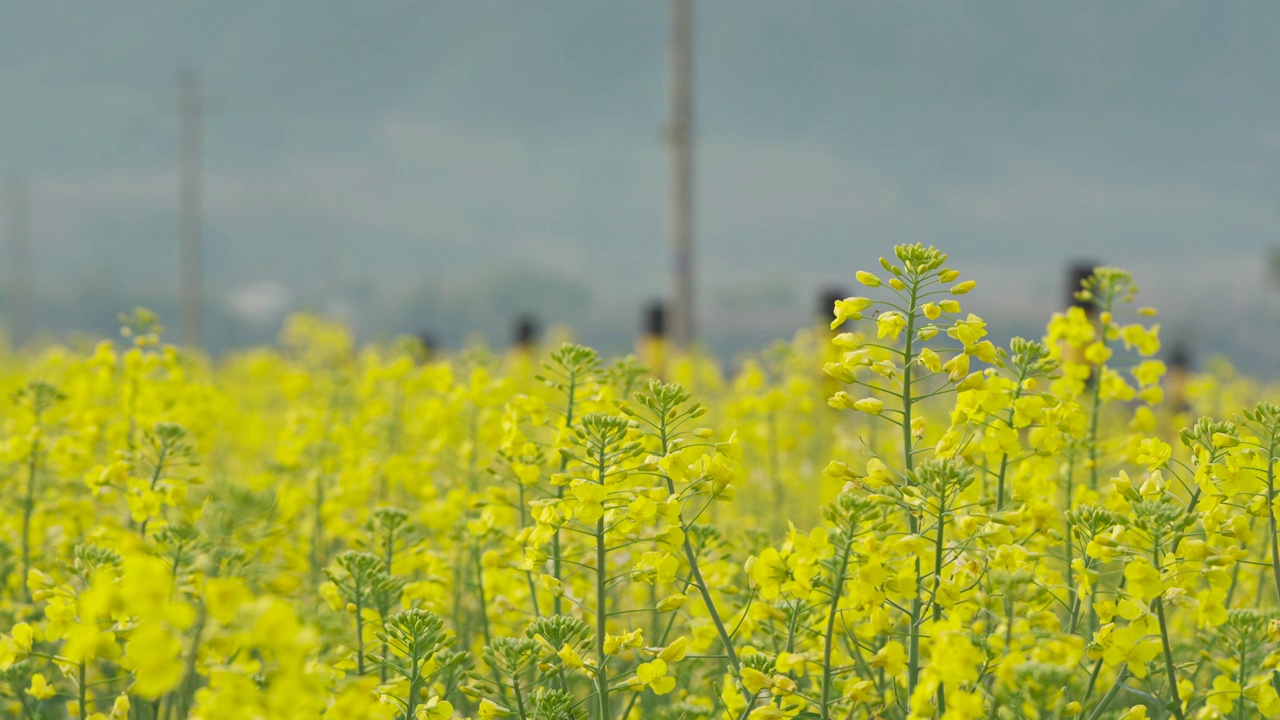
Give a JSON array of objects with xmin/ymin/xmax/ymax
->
[{"xmin": 2, "ymin": 244, "xmax": 1279, "ymax": 720}]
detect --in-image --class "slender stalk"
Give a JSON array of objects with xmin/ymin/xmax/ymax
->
[
  {"xmin": 465, "ymin": 404, "xmax": 480, "ymax": 491},
  {"xmin": 659, "ymin": 418, "xmax": 745, "ymax": 693},
  {"xmin": 1085, "ymin": 296, "xmax": 1109, "ymax": 494},
  {"xmin": 620, "ymin": 596, "xmax": 689, "ymax": 720},
  {"xmin": 384, "ymin": 522, "xmax": 396, "ymax": 574},
  {"xmin": 1267, "ymin": 436, "xmax": 1280, "ymax": 604},
  {"xmin": 594, "ymin": 450, "xmax": 611, "ymax": 720},
  {"xmin": 643, "ymin": 581, "xmax": 659, "ymax": 720},
  {"xmin": 474, "ymin": 547, "xmax": 506, "ymax": 702},
  {"xmin": 1154, "ymin": 593, "xmax": 1186, "ymax": 720},
  {"xmin": 78, "ymin": 661, "xmax": 87, "ymax": 720},
  {"xmin": 821, "ymin": 541, "xmax": 852, "ymax": 719},
  {"xmin": 931, "ymin": 487, "xmax": 948, "ymax": 715},
  {"xmin": 552, "ymin": 372, "xmax": 578, "ymax": 617},
  {"xmin": 1152, "ymin": 539, "xmax": 1186, "ymax": 720},
  {"xmin": 994, "ymin": 451, "xmax": 1010, "ymax": 511},
  {"xmin": 1084, "ymin": 667, "xmax": 1128, "ymax": 720},
  {"xmin": 309, "ymin": 396, "xmax": 339, "ymax": 584},
  {"xmin": 1235, "ymin": 641, "xmax": 1248, "ymax": 720},
  {"xmin": 1064, "ymin": 449, "xmax": 1077, "ymax": 630},
  {"xmin": 312, "ymin": 467, "xmax": 326, "ymax": 583},
  {"xmin": 1066, "ymin": 556, "xmax": 1091, "ymax": 637},
  {"xmin": 138, "ymin": 442, "xmax": 172, "ymax": 538},
  {"xmin": 176, "ymin": 606, "xmax": 207, "ymax": 719},
  {"xmin": 126, "ymin": 373, "xmax": 139, "ymax": 455},
  {"xmin": 901, "ymin": 276, "xmax": 923, "ymax": 701},
  {"xmin": 1083, "ymin": 396, "xmax": 1104, "ymax": 641},
  {"xmin": 518, "ymin": 483, "xmax": 542, "ymax": 618},
  {"xmin": 20, "ymin": 432, "xmax": 40, "ymax": 603},
  {"xmin": 991, "ymin": 593, "xmax": 1013, "ymax": 717},
  {"xmin": 993, "ymin": 379, "xmax": 1023, "ymax": 510},
  {"xmin": 404, "ymin": 659, "xmax": 421, "ymax": 720},
  {"xmin": 474, "ymin": 548, "xmax": 493, "ymax": 647},
  {"xmin": 512, "ymin": 674, "xmax": 528, "ymax": 720},
  {"xmin": 1060, "ymin": 567, "xmax": 1126, "ymax": 719},
  {"xmin": 595, "ymin": 514, "xmax": 611, "ymax": 720},
  {"xmin": 380, "ymin": 627, "xmax": 390, "ymax": 685},
  {"xmin": 354, "ymin": 574, "xmax": 366, "ymax": 676},
  {"xmin": 1086, "ymin": 368, "xmax": 1103, "ymax": 493}
]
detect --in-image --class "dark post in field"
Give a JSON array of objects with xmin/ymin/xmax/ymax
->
[
  {"xmin": 639, "ymin": 300, "xmax": 668, "ymax": 377},
  {"xmin": 513, "ymin": 315, "xmax": 539, "ymax": 351},
  {"xmin": 819, "ymin": 286, "xmax": 848, "ymax": 330},
  {"xmin": 1067, "ymin": 261, "xmax": 1100, "ymax": 319}
]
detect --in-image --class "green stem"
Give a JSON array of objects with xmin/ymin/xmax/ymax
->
[
  {"xmin": 1059, "ymin": 576, "xmax": 1122, "ymax": 720},
  {"xmin": 1267, "ymin": 437, "xmax": 1280, "ymax": 604},
  {"xmin": 1235, "ymin": 641, "xmax": 1248, "ymax": 720},
  {"xmin": 552, "ymin": 373, "xmax": 578, "ymax": 617},
  {"xmin": 138, "ymin": 442, "xmax": 171, "ymax": 538},
  {"xmin": 993, "ymin": 381, "xmax": 1022, "ymax": 510},
  {"xmin": 1086, "ymin": 358, "xmax": 1104, "ymax": 493},
  {"xmin": 310, "ymin": 391, "xmax": 341, "ymax": 583},
  {"xmin": 380, "ymin": 614, "xmax": 390, "ymax": 684},
  {"xmin": 20, "ymin": 433, "xmax": 40, "ymax": 603},
  {"xmin": 1084, "ymin": 667, "xmax": 1128, "ymax": 720},
  {"xmin": 821, "ymin": 541, "xmax": 852, "ymax": 720},
  {"xmin": 620, "ymin": 577, "xmax": 697, "ymax": 720},
  {"xmin": 643, "ymin": 582, "xmax": 659, "ymax": 719},
  {"xmin": 176, "ymin": 606, "xmax": 207, "ymax": 720},
  {"xmin": 512, "ymin": 674, "xmax": 528, "ymax": 720},
  {"xmin": 657, "ymin": 415, "xmax": 745, "ymax": 692},
  {"xmin": 474, "ymin": 547, "xmax": 507, "ymax": 703},
  {"xmin": 79, "ymin": 661, "xmax": 87, "ymax": 720},
  {"xmin": 991, "ymin": 593, "xmax": 1013, "ymax": 716},
  {"xmin": 594, "ymin": 453, "xmax": 611, "ymax": 720},
  {"xmin": 385, "ymin": 527, "xmax": 396, "ymax": 575},
  {"xmin": 1064, "ymin": 449, "xmax": 1077, "ymax": 631},
  {"xmin": 1066, "ymin": 557, "xmax": 1091, "ymax": 637},
  {"xmin": 354, "ymin": 579, "xmax": 366, "ymax": 676},
  {"xmin": 126, "ymin": 373, "xmax": 139, "ymax": 455},
  {"xmin": 518, "ymin": 483, "xmax": 542, "ymax": 618},
  {"xmin": 1154, "ymin": 596, "xmax": 1185, "ymax": 720},
  {"xmin": 474, "ymin": 549, "xmax": 493, "ymax": 647},
  {"xmin": 1153, "ymin": 545, "xmax": 1186, "ymax": 720},
  {"xmin": 932, "ymin": 488, "xmax": 947, "ymax": 716},
  {"xmin": 312, "ymin": 468, "xmax": 326, "ymax": 584},
  {"xmin": 901, "ymin": 277, "xmax": 923, "ymax": 701},
  {"xmin": 681, "ymin": 528, "xmax": 743, "ymax": 684}
]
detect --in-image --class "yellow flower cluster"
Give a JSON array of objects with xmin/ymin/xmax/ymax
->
[{"xmin": 1, "ymin": 245, "xmax": 1279, "ymax": 720}]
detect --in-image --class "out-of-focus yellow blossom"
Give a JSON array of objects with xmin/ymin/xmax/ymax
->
[{"xmin": 0, "ymin": 246, "xmax": 1271, "ymax": 720}]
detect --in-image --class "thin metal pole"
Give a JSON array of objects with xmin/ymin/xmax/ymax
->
[
  {"xmin": 179, "ymin": 69, "xmax": 203, "ymax": 348},
  {"xmin": 6, "ymin": 175, "xmax": 32, "ymax": 348},
  {"xmin": 669, "ymin": 0, "xmax": 694, "ymax": 349}
]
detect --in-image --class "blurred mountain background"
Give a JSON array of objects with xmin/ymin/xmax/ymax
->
[{"xmin": 3, "ymin": 1, "xmax": 1280, "ymax": 370}]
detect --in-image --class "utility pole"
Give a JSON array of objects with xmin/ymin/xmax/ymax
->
[
  {"xmin": 6, "ymin": 175, "xmax": 32, "ymax": 348},
  {"xmin": 179, "ymin": 69, "xmax": 203, "ymax": 348},
  {"xmin": 668, "ymin": 0, "xmax": 694, "ymax": 349}
]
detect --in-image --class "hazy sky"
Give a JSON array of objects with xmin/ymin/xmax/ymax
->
[{"xmin": 4, "ymin": 2, "xmax": 1280, "ymax": 360}]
